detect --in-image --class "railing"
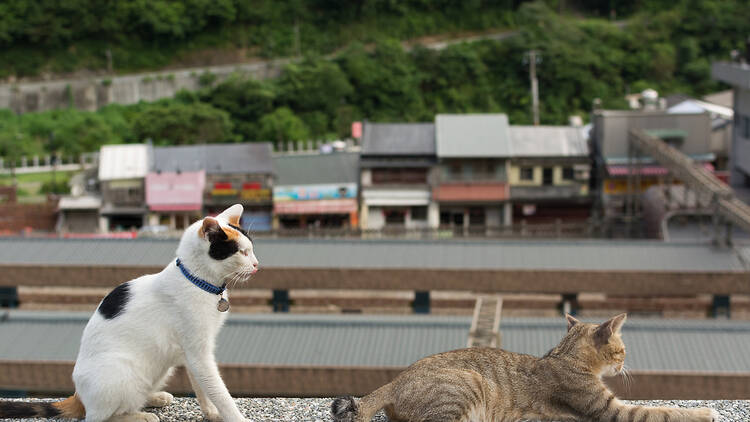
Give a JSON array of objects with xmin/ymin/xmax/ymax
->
[
  {"xmin": 440, "ymin": 172, "xmax": 506, "ymax": 183},
  {"xmin": 0, "ymin": 153, "xmax": 98, "ymax": 175},
  {"xmin": 129, "ymin": 221, "xmax": 612, "ymax": 240}
]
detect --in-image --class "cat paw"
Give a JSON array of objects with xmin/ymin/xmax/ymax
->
[
  {"xmin": 691, "ymin": 407, "xmax": 720, "ymax": 422},
  {"xmin": 146, "ymin": 391, "xmax": 174, "ymax": 408},
  {"xmin": 202, "ymin": 411, "xmax": 222, "ymax": 422},
  {"xmin": 110, "ymin": 412, "xmax": 160, "ymax": 422}
]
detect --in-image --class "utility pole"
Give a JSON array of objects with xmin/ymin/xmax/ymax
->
[{"xmin": 528, "ymin": 50, "xmax": 540, "ymax": 126}]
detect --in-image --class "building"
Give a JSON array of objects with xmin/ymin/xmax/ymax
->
[
  {"xmin": 145, "ymin": 170, "xmax": 205, "ymax": 230},
  {"xmin": 712, "ymin": 60, "xmax": 750, "ymax": 189},
  {"xmin": 590, "ymin": 110, "xmax": 713, "ymax": 217},
  {"xmin": 273, "ymin": 152, "xmax": 359, "ymax": 229},
  {"xmin": 668, "ymin": 97, "xmax": 733, "ymax": 170},
  {"xmin": 57, "ymin": 168, "xmax": 102, "ymax": 234},
  {"xmin": 359, "ymin": 122, "xmax": 437, "ymax": 230},
  {"xmin": 98, "ymin": 144, "xmax": 152, "ymax": 231},
  {"xmin": 151, "ymin": 143, "xmax": 274, "ymax": 231},
  {"xmin": 508, "ymin": 126, "xmax": 591, "ymax": 224},
  {"xmin": 434, "ymin": 114, "xmax": 512, "ymax": 229}
]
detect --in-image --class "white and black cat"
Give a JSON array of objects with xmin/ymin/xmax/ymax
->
[{"xmin": 0, "ymin": 204, "xmax": 259, "ymax": 422}]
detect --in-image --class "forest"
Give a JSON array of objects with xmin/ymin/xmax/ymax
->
[{"xmin": 1, "ymin": 0, "xmax": 749, "ymax": 159}]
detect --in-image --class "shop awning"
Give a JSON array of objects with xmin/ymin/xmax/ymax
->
[
  {"xmin": 274, "ymin": 199, "xmax": 357, "ymax": 215},
  {"xmin": 146, "ymin": 171, "xmax": 205, "ymax": 212}
]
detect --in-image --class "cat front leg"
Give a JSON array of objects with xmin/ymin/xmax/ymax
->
[
  {"xmin": 184, "ymin": 353, "xmax": 247, "ymax": 422},
  {"xmin": 188, "ymin": 367, "xmax": 222, "ymax": 421}
]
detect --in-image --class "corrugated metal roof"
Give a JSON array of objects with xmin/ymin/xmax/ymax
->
[
  {"xmin": 1, "ymin": 311, "xmax": 749, "ymax": 372},
  {"xmin": 273, "ymin": 152, "xmax": 359, "ymax": 186},
  {"xmin": 436, "ymin": 114, "xmax": 512, "ymax": 158},
  {"xmin": 153, "ymin": 143, "xmax": 274, "ymax": 175},
  {"xmin": 0, "ymin": 238, "xmax": 744, "ymax": 272},
  {"xmin": 98, "ymin": 144, "xmax": 152, "ymax": 181},
  {"xmin": 0, "ymin": 311, "xmax": 469, "ymax": 367},
  {"xmin": 509, "ymin": 126, "xmax": 589, "ymax": 157},
  {"xmin": 361, "ymin": 123, "xmax": 435, "ymax": 156},
  {"xmin": 500, "ymin": 317, "xmax": 750, "ymax": 372}
]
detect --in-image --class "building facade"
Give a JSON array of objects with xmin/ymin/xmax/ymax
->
[
  {"xmin": 508, "ymin": 126, "xmax": 591, "ymax": 224},
  {"xmin": 590, "ymin": 110, "xmax": 713, "ymax": 217},
  {"xmin": 273, "ymin": 152, "xmax": 359, "ymax": 229},
  {"xmin": 359, "ymin": 122, "xmax": 438, "ymax": 230},
  {"xmin": 98, "ymin": 144, "xmax": 151, "ymax": 231},
  {"xmin": 152, "ymin": 143, "xmax": 275, "ymax": 231},
  {"xmin": 145, "ymin": 170, "xmax": 206, "ymax": 230},
  {"xmin": 713, "ymin": 61, "xmax": 750, "ymax": 188},
  {"xmin": 434, "ymin": 114, "xmax": 512, "ymax": 229}
]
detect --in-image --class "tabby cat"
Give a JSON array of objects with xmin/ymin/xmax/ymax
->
[{"xmin": 332, "ymin": 313, "xmax": 718, "ymax": 422}]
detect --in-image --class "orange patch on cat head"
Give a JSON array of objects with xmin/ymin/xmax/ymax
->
[
  {"xmin": 227, "ymin": 215, "xmax": 241, "ymax": 226},
  {"xmin": 222, "ymin": 226, "xmax": 241, "ymax": 241}
]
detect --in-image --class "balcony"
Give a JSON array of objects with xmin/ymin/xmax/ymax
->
[
  {"xmin": 712, "ymin": 61, "xmax": 750, "ymax": 87},
  {"xmin": 510, "ymin": 184, "xmax": 588, "ymax": 201},
  {"xmin": 433, "ymin": 182, "xmax": 509, "ymax": 202}
]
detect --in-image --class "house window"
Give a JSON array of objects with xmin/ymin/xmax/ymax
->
[
  {"xmin": 662, "ymin": 136, "xmax": 684, "ymax": 148},
  {"xmin": 562, "ymin": 167, "xmax": 574, "ymax": 180},
  {"xmin": 410, "ymin": 206, "xmax": 427, "ymax": 221},
  {"xmin": 542, "ymin": 167, "xmax": 553, "ymax": 186},
  {"xmin": 520, "ymin": 167, "xmax": 534, "ymax": 181}
]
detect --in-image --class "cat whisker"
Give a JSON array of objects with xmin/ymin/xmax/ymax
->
[{"xmin": 620, "ymin": 365, "xmax": 633, "ymax": 394}]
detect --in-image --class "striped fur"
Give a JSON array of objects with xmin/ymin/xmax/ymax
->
[
  {"xmin": 333, "ymin": 314, "xmax": 718, "ymax": 422},
  {"xmin": 0, "ymin": 394, "xmax": 85, "ymax": 419}
]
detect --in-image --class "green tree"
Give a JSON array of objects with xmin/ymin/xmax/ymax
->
[
  {"xmin": 258, "ymin": 107, "xmax": 310, "ymax": 144},
  {"xmin": 132, "ymin": 101, "xmax": 234, "ymax": 144}
]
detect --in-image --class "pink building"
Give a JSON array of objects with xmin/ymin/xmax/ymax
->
[{"xmin": 145, "ymin": 170, "xmax": 205, "ymax": 230}]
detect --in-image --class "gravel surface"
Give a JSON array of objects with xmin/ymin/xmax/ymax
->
[{"xmin": 0, "ymin": 398, "xmax": 747, "ymax": 421}]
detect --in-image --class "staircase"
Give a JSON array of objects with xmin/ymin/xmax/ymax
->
[
  {"xmin": 467, "ymin": 295, "xmax": 503, "ymax": 348},
  {"xmin": 629, "ymin": 129, "xmax": 750, "ymax": 234}
]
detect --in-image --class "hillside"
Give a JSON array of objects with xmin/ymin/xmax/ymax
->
[{"xmin": 1, "ymin": 0, "xmax": 749, "ymax": 159}]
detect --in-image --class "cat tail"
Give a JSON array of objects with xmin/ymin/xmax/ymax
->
[
  {"xmin": 0, "ymin": 394, "xmax": 85, "ymax": 419},
  {"xmin": 332, "ymin": 383, "xmax": 393, "ymax": 422}
]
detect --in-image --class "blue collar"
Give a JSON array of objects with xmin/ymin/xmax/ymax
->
[{"xmin": 176, "ymin": 258, "xmax": 226, "ymax": 296}]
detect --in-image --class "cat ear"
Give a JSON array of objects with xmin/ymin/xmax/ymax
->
[
  {"xmin": 198, "ymin": 217, "xmax": 222, "ymax": 240},
  {"xmin": 609, "ymin": 313, "xmax": 627, "ymax": 333},
  {"xmin": 565, "ymin": 314, "xmax": 580, "ymax": 331},
  {"xmin": 593, "ymin": 314, "xmax": 627, "ymax": 347},
  {"xmin": 217, "ymin": 204, "xmax": 244, "ymax": 225}
]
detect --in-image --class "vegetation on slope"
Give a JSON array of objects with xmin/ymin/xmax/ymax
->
[{"xmin": 1, "ymin": 0, "xmax": 749, "ymax": 159}]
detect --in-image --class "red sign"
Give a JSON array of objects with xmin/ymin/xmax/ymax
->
[
  {"xmin": 243, "ymin": 182, "xmax": 261, "ymax": 190},
  {"xmin": 351, "ymin": 121, "xmax": 362, "ymax": 139},
  {"xmin": 214, "ymin": 182, "xmax": 233, "ymax": 190}
]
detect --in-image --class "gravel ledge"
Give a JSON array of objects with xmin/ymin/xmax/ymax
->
[{"xmin": 0, "ymin": 398, "xmax": 748, "ymax": 421}]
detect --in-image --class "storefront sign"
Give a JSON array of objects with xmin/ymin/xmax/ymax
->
[{"xmin": 274, "ymin": 183, "xmax": 357, "ymax": 201}]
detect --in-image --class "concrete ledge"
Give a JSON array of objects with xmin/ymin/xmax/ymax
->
[
  {"xmin": 4, "ymin": 361, "xmax": 750, "ymax": 399},
  {"xmin": 0, "ymin": 398, "xmax": 748, "ymax": 421}
]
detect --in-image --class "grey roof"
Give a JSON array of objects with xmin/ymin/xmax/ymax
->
[
  {"xmin": 273, "ymin": 152, "xmax": 359, "ymax": 186},
  {"xmin": 2, "ymin": 311, "xmax": 749, "ymax": 372},
  {"xmin": 0, "ymin": 311, "xmax": 469, "ymax": 367},
  {"xmin": 153, "ymin": 143, "xmax": 274, "ymax": 175},
  {"xmin": 361, "ymin": 123, "xmax": 435, "ymax": 156},
  {"xmin": 509, "ymin": 126, "xmax": 589, "ymax": 157},
  {"xmin": 0, "ymin": 238, "xmax": 745, "ymax": 272},
  {"xmin": 500, "ymin": 317, "xmax": 750, "ymax": 372},
  {"xmin": 435, "ymin": 114, "xmax": 512, "ymax": 158}
]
